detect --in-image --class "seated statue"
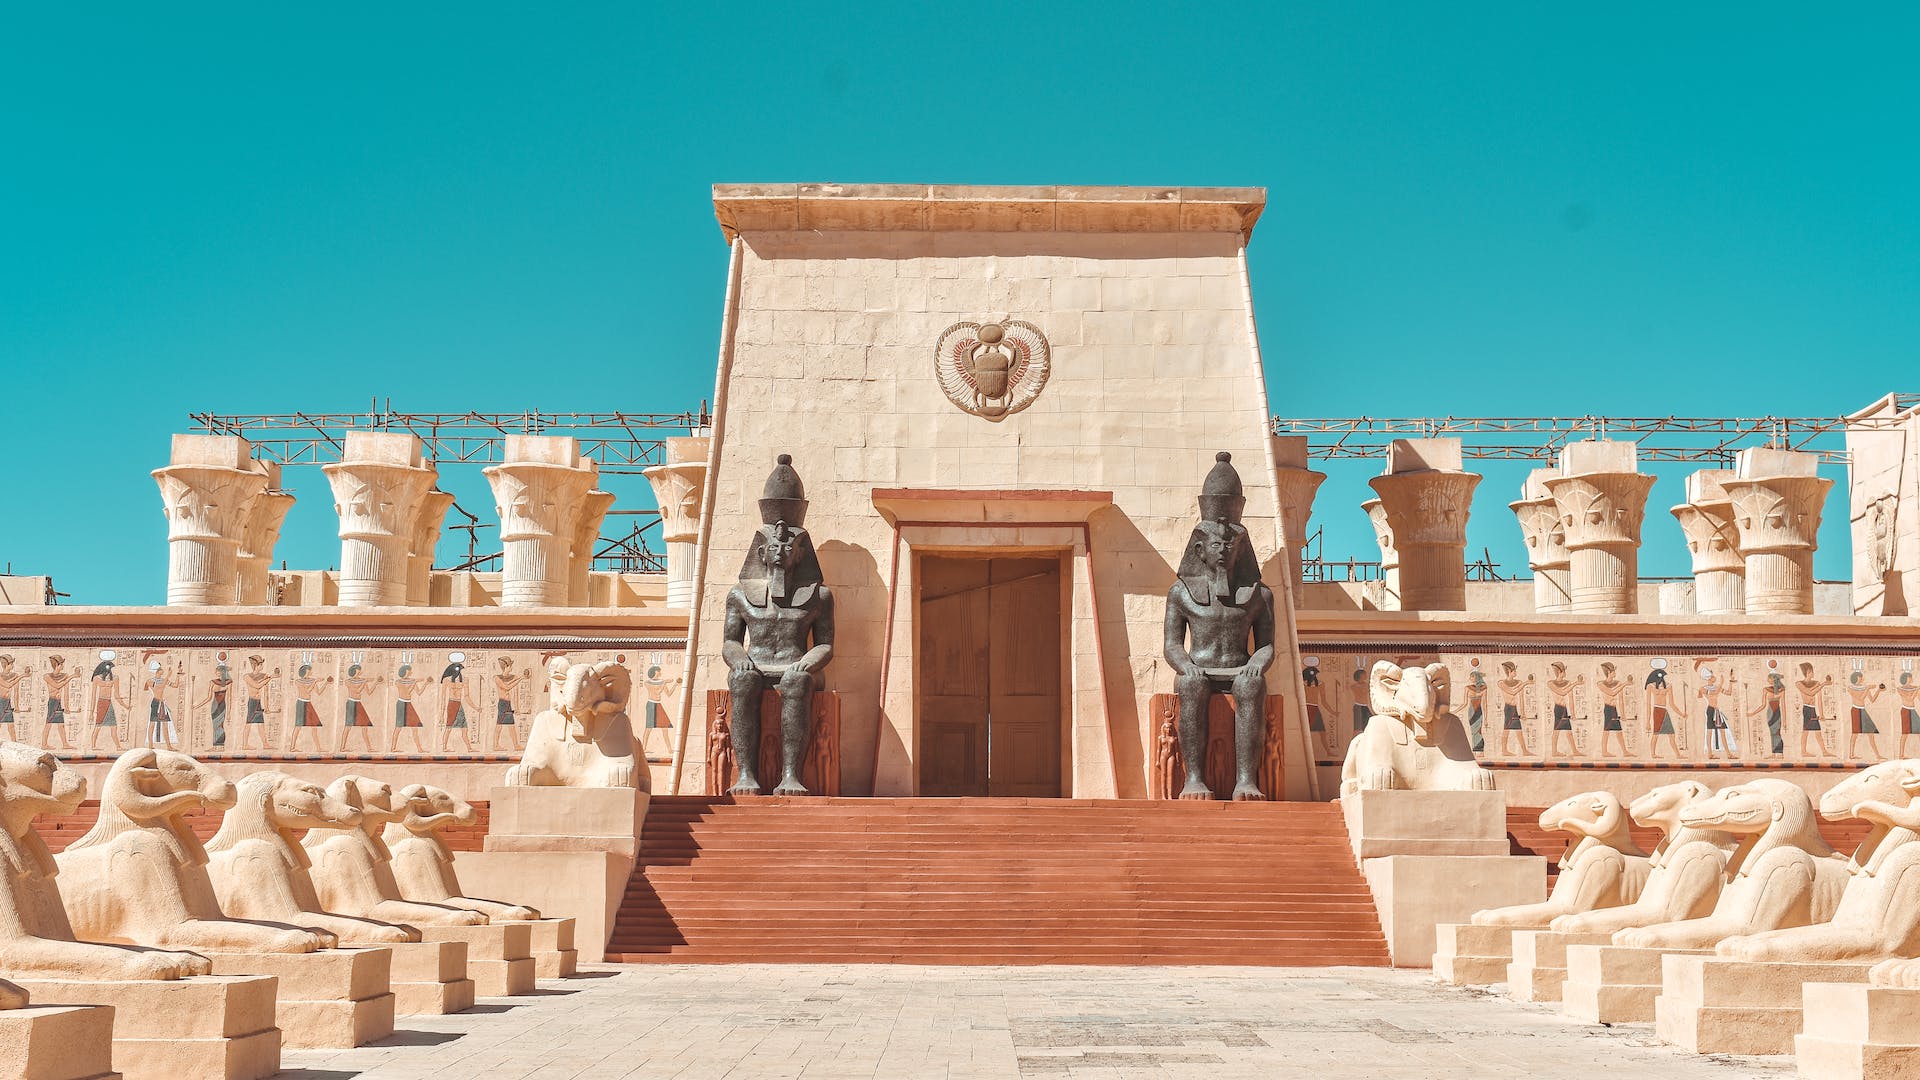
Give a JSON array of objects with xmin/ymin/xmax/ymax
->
[
  {"xmin": 503, "ymin": 660, "xmax": 641, "ymax": 789},
  {"xmin": 206, "ymin": 771, "xmax": 419, "ymax": 945},
  {"xmin": 1471, "ymin": 790, "xmax": 1650, "ymax": 927},
  {"xmin": 1340, "ymin": 660, "xmax": 1495, "ymax": 795},
  {"xmin": 384, "ymin": 784, "xmax": 538, "ymax": 921},
  {"xmin": 1550, "ymin": 781, "xmax": 1735, "ymax": 935},
  {"xmin": 723, "ymin": 455, "xmax": 834, "ymax": 796},
  {"xmin": 1717, "ymin": 761, "xmax": 1920, "ymax": 962},
  {"xmin": 303, "ymin": 777, "xmax": 486, "ymax": 928},
  {"xmin": 1163, "ymin": 452, "xmax": 1275, "ymax": 801},
  {"xmin": 0, "ymin": 741, "xmax": 210, "ymax": 981},
  {"xmin": 57, "ymin": 748, "xmax": 332, "ymax": 954},
  {"xmin": 1616, "ymin": 779, "xmax": 1850, "ymax": 949}
]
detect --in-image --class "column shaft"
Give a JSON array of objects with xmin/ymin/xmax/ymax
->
[
  {"xmin": 324, "ymin": 432, "xmax": 437, "ymax": 608},
  {"xmin": 153, "ymin": 435, "xmax": 270, "ymax": 606}
]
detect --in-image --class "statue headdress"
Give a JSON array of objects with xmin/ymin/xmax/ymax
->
[
  {"xmin": 739, "ymin": 454, "xmax": 825, "ymax": 607},
  {"xmin": 1177, "ymin": 452, "xmax": 1262, "ymax": 605}
]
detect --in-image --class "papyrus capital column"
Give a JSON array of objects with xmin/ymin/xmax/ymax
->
[
  {"xmin": 1360, "ymin": 498, "xmax": 1400, "ymax": 611},
  {"xmin": 1366, "ymin": 439, "xmax": 1478, "ymax": 611},
  {"xmin": 644, "ymin": 436, "xmax": 710, "ymax": 609},
  {"xmin": 1269, "ymin": 435, "xmax": 1326, "ymax": 598},
  {"xmin": 1723, "ymin": 447, "xmax": 1834, "ymax": 615},
  {"xmin": 1543, "ymin": 440, "xmax": 1655, "ymax": 615},
  {"xmin": 568, "ymin": 489, "xmax": 617, "ymax": 606},
  {"xmin": 1509, "ymin": 468, "xmax": 1570, "ymax": 614},
  {"xmin": 485, "ymin": 435, "xmax": 598, "ymax": 607},
  {"xmin": 235, "ymin": 461, "xmax": 295, "ymax": 606},
  {"xmin": 1670, "ymin": 469, "xmax": 1745, "ymax": 616},
  {"xmin": 405, "ymin": 489, "xmax": 456, "ymax": 607},
  {"xmin": 152, "ymin": 435, "xmax": 270, "ymax": 606},
  {"xmin": 323, "ymin": 432, "xmax": 437, "ymax": 608}
]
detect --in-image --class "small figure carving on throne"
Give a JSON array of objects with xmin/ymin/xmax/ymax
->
[
  {"xmin": 1162, "ymin": 452, "xmax": 1275, "ymax": 801},
  {"xmin": 722, "ymin": 455, "xmax": 834, "ymax": 796}
]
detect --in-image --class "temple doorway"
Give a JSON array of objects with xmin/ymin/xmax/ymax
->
[{"xmin": 915, "ymin": 554, "xmax": 1064, "ymax": 797}]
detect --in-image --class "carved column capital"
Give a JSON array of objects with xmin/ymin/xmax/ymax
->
[
  {"xmin": 568, "ymin": 489, "xmax": 617, "ymax": 606},
  {"xmin": 644, "ymin": 436, "xmax": 710, "ymax": 609},
  {"xmin": 1543, "ymin": 441, "xmax": 1654, "ymax": 615},
  {"xmin": 485, "ymin": 435, "xmax": 599, "ymax": 607},
  {"xmin": 1365, "ymin": 439, "xmax": 1477, "ymax": 611},
  {"xmin": 1510, "ymin": 467, "xmax": 1571, "ymax": 614},
  {"xmin": 1544, "ymin": 472, "xmax": 1656, "ymax": 552},
  {"xmin": 152, "ymin": 435, "xmax": 271, "ymax": 606},
  {"xmin": 323, "ymin": 432, "xmax": 437, "ymax": 608},
  {"xmin": 236, "ymin": 462, "xmax": 295, "ymax": 606},
  {"xmin": 1723, "ymin": 448, "xmax": 1835, "ymax": 615},
  {"xmin": 1360, "ymin": 497, "xmax": 1400, "ymax": 611},
  {"xmin": 405, "ymin": 489, "xmax": 456, "ymax": 607}
]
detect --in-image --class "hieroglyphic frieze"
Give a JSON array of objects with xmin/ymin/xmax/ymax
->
[
  {"xmin": 0, "ymin": 642, "xmax": 684, "ymax": 762},
  {"xmin": 1301, "ymin": 646, "xmax": 1920, "ymax": 769}
]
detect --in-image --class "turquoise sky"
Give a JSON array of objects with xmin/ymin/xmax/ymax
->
[{"xmin": 3, "ymin": 4, "xmax": 1915, "ymax": 603}]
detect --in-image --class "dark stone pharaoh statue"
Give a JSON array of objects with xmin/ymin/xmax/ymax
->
[
  {"xmin": 1163, "ymin": 452, "xmax": 1276, "ymax": 801},
  {"xmin": 722, "ymin": 454, "xmax": 835, "ymax": 795}
]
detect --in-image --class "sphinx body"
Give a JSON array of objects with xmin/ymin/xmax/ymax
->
[
  {"xmin": 1550, "ymin": 781, "xmax": 1735, "ymax": 935},
  {"xmin": 1717, "ymin": 761, "xmax": 1920, "ymax": 963},
  {"xmin": 384, "ymin": 784, "xmax": 538, "ymax": 921},
  {"xmin": 1616, "ymin": 779, "xmax": 1851, "ymax": 950},
  {"xmin": 0, "ymin": 741, "xmax": 210, "ymax": 981},
  {"xmin": 504, "ymin": 660, "xmax": 641, "ymax": 789},
  {"xmin": 1340, "ymin": 661, "xmax": 1495, "ymax": 795},
  {"xmin": 1471, "ymin": 790, "xmax": 1650, "ymax": 927},
  {"xmin": 56, "ymin": 748, "xmax": 331, "ymax": 955},
  {"xmin": 304, "ymin": 776, "xmax": 485, "ymax": 928},
  {"xmin": 206, "ymin": 771, "xmax": 419, "ymax": 945}
]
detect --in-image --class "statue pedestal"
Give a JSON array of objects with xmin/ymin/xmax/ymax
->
[
  {"xmin": 0, "ymin": 1003, "xmax": 118, "ymax": 1080},
  {"xmin": 206, "ymin": 948, "xmax": 394, "ymax": 1049},
  {"xmin": 1506, "ymin": 930, "xmax": 1612, "ymax": 1002},
  {"xmin": 1146, "ymin": 693, "xmax": 1286, "ymax": 801},
  {"xmin": 1345, "ymin": 791, "xmax": 1546, "ymax": 968},
  {"xmin": 462, "ymin": 786, "xmax": 647, "ymax": 964},
  {"xmin": 13, "ymin": 975, "xmax": 279, "ymax": 1080},
  {"xmin": 387, "ymin": 941, "xmax": 474, "ymax": 1017},
  {"xmin": 705, "ymin": 689, "xmax": 841, "ymax": 796},
  {"xmin": 519, "ymin": 917, "xmax": 578, "ymax": 977},
  {"xmin": 1654, "ymin": 956, "xmax": 1875, "ymax": 1055},
  {"xmin": 1797, "ymin": 983, "xmax": 1920, "ymax": 1079},
  {"xmin": 420, "ymin": 923, "xmax": 535, "ymax": 996},
  {"xmin": 1432, "ymin": 924, "xmax": 1515, "ymax": 986},
  {"xmin": 1562, "ymin": 944, "xmax": 1708, "ymax": 1024}
]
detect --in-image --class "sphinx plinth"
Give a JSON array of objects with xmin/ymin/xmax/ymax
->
[
  {"xmin": 12, "ymin": 975, "xmax": 281, "ymax": 1080},
  {"xmin": 1654, "ymin": 955, "xmax": 1874, "ymax": 1055},
  {"xmin": 152, "ymin": 434, "xmax": 271, "ymax": 606},
  {"xmin": 323, "ymin": 432, "xmax": 437, "ymax": 607},
  {"xmin": 419, "ymin": 922, "xmax": 534, "ymax": 997},
  {"xmin": 0, "ymin": 997, "xmax": 118, "ymax": 1080},
  {"xmin": 1671, "ymin": 469, "xmax": 1746, "ymax": 616},
  {"xmin": 1797, "ymin": 982, "xmax": 1920, "ymax": 1080},
  {"xmin": 1724, "ymin": 447, "xmax": 1834, "ymax": 616},
  {"xmin": 206, "ymin": 947, "xmax": 394, "ymax": 1050},
  {"xmin": 1543, "ymin": 440, "xmax": 1655, "ymax": 615},
  {"xmin": 458, "ymin": 785, "xmax": 648, "ymax": 963}
]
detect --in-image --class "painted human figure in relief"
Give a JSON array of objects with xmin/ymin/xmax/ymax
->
[
  {"xmin": 0, "ymin": 655, "xmax": 28, "ymax": 743},
  {"xmin": 195, "ymin": 660, "xmax": 232, "ymax": 748},
  {"xmin": 1594, "ymin": 662, "xmax": 1631, "ymax": 758},
  {"xmin": 85, "ymin": 654, "xmax": 131, "ymax": 752},
  {"xmin": 1461, "ymin": 659, "xmax": 1487, "ymax": 755},
  {"xmin": 1546, "ymin": 662, "xmax": 1584, "ymax": 759},
  {"xmin": 238, "ymin": 654, "xmax": 278, "ymax": 752},
  {"xmin": 337, "ymin": 663, "xmax": 384, "ymax": 753},
  {"xmin": 1795, "ymin": 663, "xmax": 1834, "ymax": 758},
  {"xmin": 1897, "ymin": 670, "xmax": 1920, "ymax": 758},
  {"xmin": 439, "ymin": 655, "xmax": 475, "ymax": 753},
  {"xmin": 1694, "ymin": 661, "xmax": 1739, "ymax": 760},
  {"xmin": 1301, "ymin": 660, "xmax": 1333, "ymax": 758},
  {"xmin": 1750, "ymin": 663, "xmax": 1787, "ymax": 757},
  {"xmin": 144, "ymin": 659, "xmax": 184, "ymax": 748},
  {"xmin": 1645, "ymin": 663, "xmax": 1685, "ymax": 759},
  {"xmin": 288, "ymin": 663, "xmax": 334, "ymax": 753},
  {"xmin": 389, "ymin": 663, "xmax": 429, "ymax": 753},
  {"xmin": 40, "ymin": 656, "xmax": 75, "ymax": 750},
  {"xmin": 1846, "ymin": 669, "xmax": 1888, "ymax": 760},
  {"xmin": 1497, "ymin": 661, "xmax": 1533, "ymax": 758},
  {"xmin": 491, "ymin": 657, "xmax": 530, "ymax": 752},
  {"xmin": 1349, "ymin": 667, "xmax": 1369, "ymax": 743}
]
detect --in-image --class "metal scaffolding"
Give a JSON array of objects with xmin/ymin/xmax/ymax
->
[
  {"xmin": 1271, "ymin": 399, "xmax": 1918, "ymax": 465},
  {"xmin": 190, "ymin": 402, "xmax": 710, "ymax": 573}
]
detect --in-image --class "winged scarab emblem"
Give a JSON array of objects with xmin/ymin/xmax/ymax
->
[{"xmin": 933, "ymin": 319, "xmax": 1050, "ymax": 421}]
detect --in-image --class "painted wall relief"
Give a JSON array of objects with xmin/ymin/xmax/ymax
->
[
  {"xmin": 1300, "ymin": 648, "xmax": 1920, "ymax": 768},
  {"xmin": 0, "ymin": 644, "xmax": 684, "ymax": 761}
]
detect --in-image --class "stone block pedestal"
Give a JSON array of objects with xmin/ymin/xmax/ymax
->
[
  {"xmin": 1432, "ymin": 924, "xmax": 1514, "ymax": 985},
  {"xmin": 1654, "ymin": 955, "xmax": 1875, "ymax": 1055},
  {"xmin": 1345, "ymin": 790, "xmax": 1547, "ymax": 968},
  {"xmin": 466, "ymin": 786, "xmax": 648, "ymax": 963},
  {"xmin": 1561, "ymin": 944, "xmax": 1707, "ymax": 1025},
  {"xmin": 520, "ymin": 917, "xmax": 578, "ymax": 977},
  {"xmin": 206, "ymin": 948, "xmax": 394, "ymax": 1049},
  {"xmin": 0, "ymin": 1003, "xmax": 119, "ymax": 1080},
  {"xmin": 13, "ymin": 975, "xmax": 279, "ymax": 1080},
  {"xmin": 387, "ymin": 940, "xmax": 474, "ymax": 1017},
  {"xmin": 484, "ymin": 786, "xmax": 648, "ymax": 859},
  {"xmin": 422, "ymin": 922, "xmax": 535, "ymax": 996},
  {"xmin": 1507, "ymin": 930, "xmax": 1612, "ymax": 1003},
  {"xmin": 1796, "ymin": 983, "xmax": 1920, "ymax": 1079}
]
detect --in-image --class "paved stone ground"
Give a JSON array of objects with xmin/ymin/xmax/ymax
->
[{"xmin": 281, "ymin": 964, "xmax": 1795, "ymax": 1079}]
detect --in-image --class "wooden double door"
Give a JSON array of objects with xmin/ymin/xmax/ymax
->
[{"xmin": 917, "ymin": 555, "xmax": 1064, "ymax": 797}]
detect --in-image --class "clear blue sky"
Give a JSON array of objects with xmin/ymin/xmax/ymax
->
[{"xmin": 4, "ymin": 4, "xmax": 1915, "ymax": 603}]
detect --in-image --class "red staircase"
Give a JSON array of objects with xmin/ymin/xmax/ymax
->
[{"xmin": 608, "ymin": 796, "xmax": 1389, "ymax": 966}]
